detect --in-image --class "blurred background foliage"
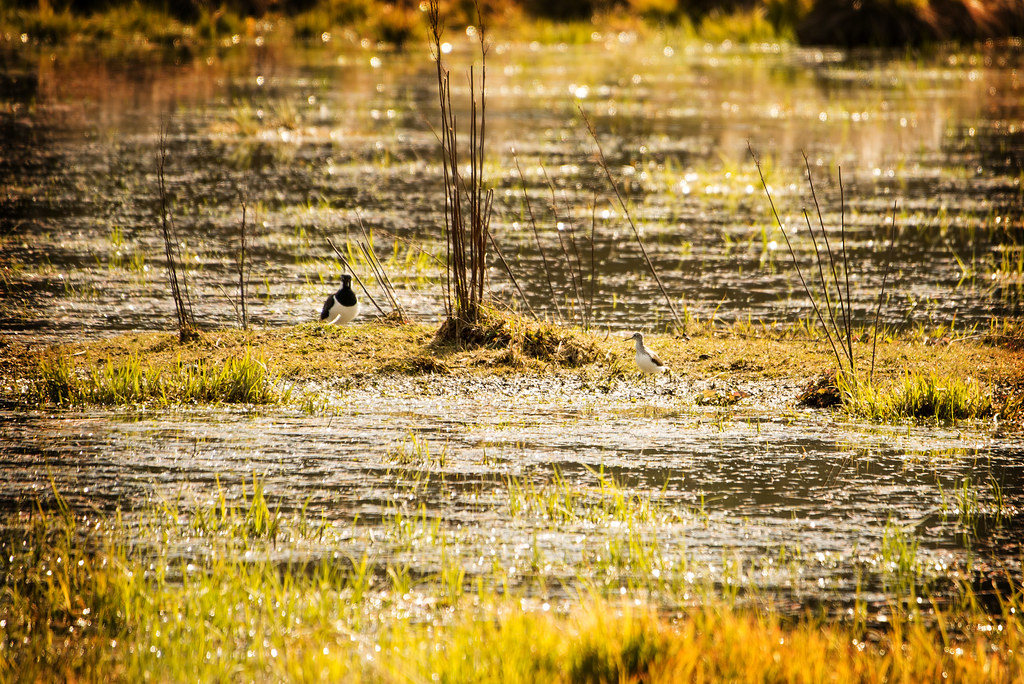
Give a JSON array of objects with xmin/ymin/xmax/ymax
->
[{"xmin": 1, "ymin": 0, "xmax": 1022, "ymax": 48}]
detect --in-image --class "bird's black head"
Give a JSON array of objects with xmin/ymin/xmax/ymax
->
[{"xmin": 341, "ymin": 274, "xmax": 352, "ymax": 288}]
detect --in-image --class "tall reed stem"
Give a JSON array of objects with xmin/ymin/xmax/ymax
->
[
  {"xmin": 581, "ymin": 106, "xmax": 682, "ymax": 329},
  {"xmin": 750, "ymin": 143, "xmax": 899, "ymax": 387},
  {"xmin": 429, "ymin": 0, "xmax": 490, "ymax": 336},
  {"xmin": 157, "ymin": 123, "xmax": 197, "ymax": 341},
  {"xmin": 871, "ymin": 201, "xmax": 898, "ymax": 382},
  {"xmin": 512, "ymin": 149, "xmax": 563, "ymax": 321},
  {"xmin": 749, "ymin": 143, "xmax": 845, "ymax": 374},
  {"xmin": 236, "ymin": 191, "xmax": 251, "ymax": 330}
]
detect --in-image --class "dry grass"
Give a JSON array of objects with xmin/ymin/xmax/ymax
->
[{"xmin": 3, "ymin": 318, "xmax": 1022, "ymax": 397}]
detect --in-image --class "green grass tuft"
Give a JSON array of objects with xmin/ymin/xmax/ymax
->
[
  {"xmin": 177, "ymin": 349, "xmax": 282, "ymax": 404},
  {"xmin": 841, "ymin": 371, "xmax": 993, "ymax": 422},
  {"xmin": 35, "ymin": 348, "xmax": 282, "ymax": 407}
]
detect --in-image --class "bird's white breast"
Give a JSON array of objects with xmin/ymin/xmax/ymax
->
[
  {"xmin": 327, "ymin": 299, "xmax": 360, "ymax": 324},
  {"xmin": 636, "ymin": 350, "xmax": 666, "ymax": 375}
]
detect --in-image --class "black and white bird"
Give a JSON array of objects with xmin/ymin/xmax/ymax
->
[
  {"xmin": 320, "ymin": 274, "xmax": 360, "ymax": 325},
  {"xmin": 628, "ymin": 332, "xmax": 668, "ymax": 380}
]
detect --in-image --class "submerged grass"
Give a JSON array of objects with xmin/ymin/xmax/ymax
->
[{"xmin": 2, "ymin": 483, "xmax": 1022, "ymax": 682}]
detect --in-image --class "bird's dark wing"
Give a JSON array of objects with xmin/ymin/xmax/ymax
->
[
  {"xmin": 649, "ymin": 353, "xmax": 665, "ymax": 368},
  {"xmin": 320, "ymin": 294, "xmax": 334, "ymax": 320}
]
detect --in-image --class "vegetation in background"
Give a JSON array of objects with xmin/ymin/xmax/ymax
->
[{"xmin": 2, "ymin": 0, "xmax": 1021, "ymax": 51}]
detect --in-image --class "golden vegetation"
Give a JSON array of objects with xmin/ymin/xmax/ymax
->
[
  {"xmin": 2, "ymin": 484, "xmax": 1022, "ymax": 682},
  {"xmin": 2, "ymin": 315, "xmax": 1021, "ymax": 421}
]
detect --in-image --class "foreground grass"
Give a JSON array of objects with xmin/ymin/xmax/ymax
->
[{"xmin": 1, "ymin": 484, "xmax": 1021, "ymax": 682}]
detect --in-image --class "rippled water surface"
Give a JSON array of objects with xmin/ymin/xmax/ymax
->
[{"xmin": 1, "ymin": 36, "xmax": 1022, "ymax": 612}]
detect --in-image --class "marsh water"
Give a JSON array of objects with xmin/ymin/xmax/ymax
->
[{"xmin": 1, "ymin": 33, "xmax": 1022, "ymax": 613}]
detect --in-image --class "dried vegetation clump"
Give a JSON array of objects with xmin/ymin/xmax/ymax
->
[{"xmin": 434, "ymin": 308, "xmax": 605, "ymax": 367}]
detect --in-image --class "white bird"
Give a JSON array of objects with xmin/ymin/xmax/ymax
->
[
  {"xmin": 628, "ymin": 332, "xmax": 668, "ymax": 380},
  {"xmin": 320, "ymin": 274, "xmax": 360, "ymax": 325}
]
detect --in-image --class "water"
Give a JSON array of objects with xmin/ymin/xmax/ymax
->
[
  {"xmin": 2, "ymin": 37, "xmax": 1021, "ymax": 338},
  {"xmin": 1, "ymin": 374, "xmax": 1020, "ymax": 610},
  {"xmin": 1, "ymin": 34, "xmax": 1022, "ymax": 612}
]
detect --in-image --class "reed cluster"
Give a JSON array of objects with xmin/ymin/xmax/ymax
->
[
  {"xmin": 749, "ymin": 145, "xmax": 1000, "ymax": 423},
  {"xmin": 429, "ymin": 0, "xmax": 492, "ymax": 342}
]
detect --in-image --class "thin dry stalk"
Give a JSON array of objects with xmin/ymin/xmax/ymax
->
[
  {"xmin": 752, "ymin": 143, "xmax": 901, "ymax": 385},
  {"xmin": 871, "ymin": 200, "xmax": 899, "ymax": 382},
  {"xmin": 474, "ymin": 0, "xmax": 488, "ymax": 308},
  {"xmin": 802, "ymin": 208, "xmax": 851, "ymax": 373},
  {"xmin": 355, "ymin": 214, "xmax": 405, "ymax": 317},
  {"xmin": 588, "ymin": 194, "xmax": 597, "ymax": 326},
  {"xmin": 540, "ymin": 164, "xmax": 587, "ymax": 325},
  {"xmin": 749, "ymin": 143, "xmax": 845, "ymax": 373},
  {"xmin": 580, "ymin": 106, "xmax": 682, "ymax": 329},
  {"xmin": 325, "ymin": 236, "xmax": 387, "ymax": 317},
  {"xmin": 236, "ymin": 190, "xmax": 253, "ymax": 330},
  {"xmin": 238, "ymin": 201, "xmax": 248, "ymax": 330},
  {"xmin": 803, "ymin": 153, "xmax": 853, "ymax": 367},
  {"xmin": 564, "ymin": 207, "xmax": 591, "ymax": 328},
  {"xmin": 487, "ymin": 231, "xmax": 539, "ymax": 321},
  {"xmin": 839, "ymin": 167, "xmax": 853, "ymax": 359},
  {"xmin": 156, "ymin": 123, "xmax": 196, "ymax": 341},
  {"xmin": 512, "ymin": 148, "xmax": 563, "ymax": 321}
]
